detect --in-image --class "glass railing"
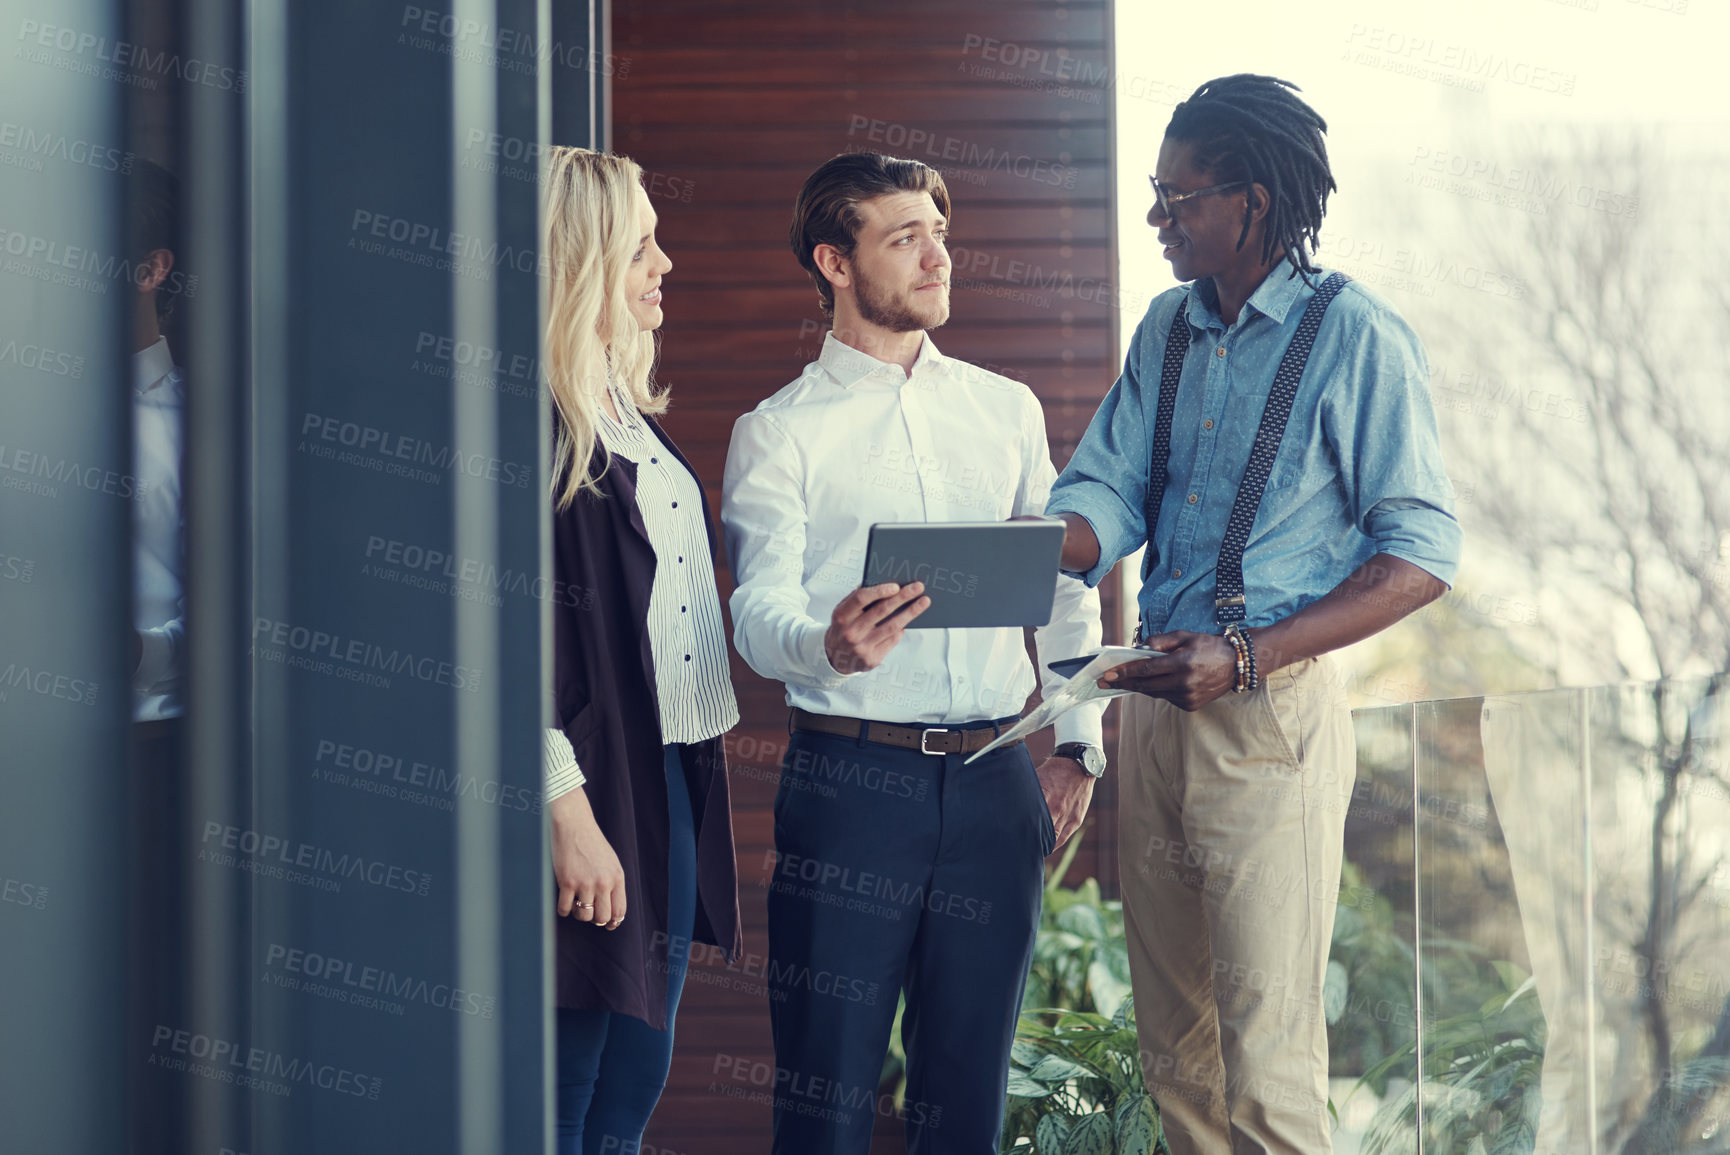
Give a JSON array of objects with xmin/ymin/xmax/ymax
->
[{"xmin": 1328, "ymin": 677, "xmax": 1730, "ymax": 1154}]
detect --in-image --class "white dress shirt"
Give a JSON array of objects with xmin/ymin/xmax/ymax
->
[
  {"xmin": 545, "ymin": 383, "xmax": 740, "ymax": 800},
  {"xmin": 133, "ymin": 336, "xmax": 184, "ymax": 722},
  {"xmin": 720, "ymin": 332, "xmax": 1104, "ymax": 748}
]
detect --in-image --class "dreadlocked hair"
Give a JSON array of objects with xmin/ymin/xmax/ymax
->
[{"xmin": 1166, "ymin": 74, "xmax": 1335, "ymax": 283}]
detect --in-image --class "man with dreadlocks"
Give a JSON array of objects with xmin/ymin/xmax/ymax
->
[{"xmin": 1044, "ymin": 75, "xmax": 1461, "ymax": 1154}]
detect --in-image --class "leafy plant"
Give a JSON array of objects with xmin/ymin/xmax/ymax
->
[
  {"xmin": 999, "ymin": 831, "xmax": 1170, "ymax": 1154},
  {"xmin": 1351, "ymin": 961, "xmax": 1547, "ymax": 1155},
  {"xmin": 1023, "ymin": 834, "xmax": 1135, "ymax": 1021},
  {"xmin": 1002, "ymin": 1002, "xmax": 1167, "ymax": 1155},
  {"xmin": 1329, "ymin": 861, "xmax": 1420, "ymax": 1095}
]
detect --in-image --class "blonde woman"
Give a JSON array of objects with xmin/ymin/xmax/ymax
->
[{"xmin": 541, "ymin": 147, "xmax": 742, "ymax": 1153}]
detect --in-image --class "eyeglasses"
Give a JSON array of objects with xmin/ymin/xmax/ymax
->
[{"xmin": 1149, "ymin": 175, "xmax": 1248, "ymax": 220}]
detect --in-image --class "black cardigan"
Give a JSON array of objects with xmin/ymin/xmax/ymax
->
[{"xmin": 552, "ymin": 417, "xmax": 742, "ymax": 1027}]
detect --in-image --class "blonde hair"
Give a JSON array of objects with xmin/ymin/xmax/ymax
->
[{"xmin": 541, "ymin": 146, "xmax": 666, "ymax": 509}]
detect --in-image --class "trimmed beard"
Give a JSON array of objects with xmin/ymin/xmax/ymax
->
[{"xmin": 854, "ymin": 269, "xmax": 947, "ymax": 334}]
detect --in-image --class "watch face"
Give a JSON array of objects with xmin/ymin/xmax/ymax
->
[{"xmin": 1060, "ymin": 744, "xmax": 1105, "ymax": 777}]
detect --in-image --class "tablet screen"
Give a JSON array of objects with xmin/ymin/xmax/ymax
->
[{"xmin": 861, "ymin": 521, "xmax": 1065, "ymax": 628}]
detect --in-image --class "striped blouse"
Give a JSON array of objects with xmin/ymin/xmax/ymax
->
[{"xmin": 545, "ymin": 385, "xmax": 739, "ymax": 799}]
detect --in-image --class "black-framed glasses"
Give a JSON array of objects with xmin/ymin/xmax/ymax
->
[{"xmin": 1149, "ymin": 175, "xmax": 1248, "ymax": 220}]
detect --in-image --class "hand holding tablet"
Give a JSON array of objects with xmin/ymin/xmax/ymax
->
[
  {"xmin": 860, "ymin": 521, "xmax": 1066, "ymax": 628},
  {"xmin": 1046, "ymin": 646, "xmax": 1165, "ymax": 681}
]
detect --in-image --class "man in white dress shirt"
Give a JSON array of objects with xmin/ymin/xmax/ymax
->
[
  {"xmin": 721, "ymin": 152, "xmax": 1107, "ymax": 1155},
  {"xmin": 127, "ymin": 158, "xmax": 190, "ymax": 1154}
]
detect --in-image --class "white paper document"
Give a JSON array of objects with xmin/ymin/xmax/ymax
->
[{"xmin": 965, "ymin": 646, "xmax": 1159, "ymax": 764}]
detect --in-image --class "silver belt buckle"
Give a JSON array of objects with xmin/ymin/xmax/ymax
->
[{"xmin": 919, "ymin": 727, "xmax": 950, "ymax": 755}]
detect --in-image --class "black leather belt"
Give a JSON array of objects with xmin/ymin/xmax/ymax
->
[{"xmin": 790, "ymin": 708, "xmax": 1018, "ymax": 756}]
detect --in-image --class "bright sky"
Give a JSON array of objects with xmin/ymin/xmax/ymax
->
[
  {"xmin": 1114, "ymin": 0, "xmax": 1730, "ymax": 335},
  {"xmin": 1112, "ymin": 0, "xmax": 1730, "ymax": 691}
]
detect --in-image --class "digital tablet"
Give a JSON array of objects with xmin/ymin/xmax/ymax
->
[
  {"xmin": 861, "ymin": 521, "xmax": 1065, "ymax": 629},
  {"xmin": 1047, "ymin": 648, "xmax": 1165, "ymax": 679}
]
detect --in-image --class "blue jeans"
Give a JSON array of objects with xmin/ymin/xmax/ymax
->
[{"xmin": 556, "ymin": 743, "xmax": 697, "ymax": 1155}]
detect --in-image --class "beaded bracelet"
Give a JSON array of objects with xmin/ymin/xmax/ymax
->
[
  {"xmin": 1224, "ymin": 625, "xmax": 1260, "ymax": 693},
  {"xmin": 1223, "ymin": 626, "xmax": 1249, "ymax": 693}
]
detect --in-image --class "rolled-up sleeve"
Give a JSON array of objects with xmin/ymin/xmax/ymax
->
[
  {"xmin": 1044, "ymin": 308, "xmax": 1157, "ymax": 589},
  {"xmin": 543, "ymin": 728, "xmax": 586, "ymax": 801},
  {"xmin": 1331, "ymin": 304, "xmax": 1463, "ymax": 587},
  {"xmin": 1015, "ymin": 394, "xmax": 1106, "ymax": 749}
]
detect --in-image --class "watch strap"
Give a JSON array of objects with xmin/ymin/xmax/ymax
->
[{"xmin": 1053, "ymin": 742, "xmax": 1105, "ymax": 778}]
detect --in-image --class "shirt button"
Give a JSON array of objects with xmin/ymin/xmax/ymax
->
[
  {"xmin": 684, "ymin": 654, "xmax": 691, "ymax": 662},
  {"xmin": 681, "ymin": 605, "xmax": 687, "ymax": 613},
  {"xmin": 1215, "ymin": 347, "xmax": 1226, "ymax": 357},
  {"xmin": 1173, "ymin": 568, "xmax": 1183, "ymax": 578},
  {"xmin": 678, "ymin": 556, "xmax": 684, "ymax": 563},
  {"xmin": 671, "ymin": 501, "xmax": 677, "ymax": 508},
  {"xmin": 1187, "ymin": 493, "xmax": 1198, "ymax": 504},
  {"xmin": 1203, "ymin": 419, "xmax": 1214, "ymax": 430},
  {"xmin": 650, "ymin": 457, "xmax": 658, "ymax": 464}
]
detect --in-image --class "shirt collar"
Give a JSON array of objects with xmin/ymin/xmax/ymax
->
[
  {"xmin": 599, "ymin": 379, "xmax": 640, "ymax": 430},
  {"xmin": 817, "ymin": 330, "xmax": 944, "ymax": 388},
  {"xmin": 132, "ymin": 336, "xmax": 181, "ymax": 401},
  {"xmin": 1185, "ymin": 260, "xmax": 1313, "ymax": 332}
]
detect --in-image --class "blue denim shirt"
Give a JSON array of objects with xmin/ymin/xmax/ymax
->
[{"xmin": 1046, "ymin": 262, "xmax": 1461, "ymax": 634}]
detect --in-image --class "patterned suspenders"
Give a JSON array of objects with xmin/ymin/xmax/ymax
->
[{"xmin": 1137, "ymin": 272, "xmax": 1352, "ymax": 639}]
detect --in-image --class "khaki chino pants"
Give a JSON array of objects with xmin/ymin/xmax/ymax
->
[{"xmin": 1117, "ymin": 656, "xmax": 1355, "ymax": 1155}]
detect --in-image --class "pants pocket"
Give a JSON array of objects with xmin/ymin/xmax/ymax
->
[
  {"xmin": 1026, "ymin": 748, "xmax": 1057, "ymax": 857},
  {"xmin": 1258, "ymin": 675, "xmax": 1306, "ymax": 772}
]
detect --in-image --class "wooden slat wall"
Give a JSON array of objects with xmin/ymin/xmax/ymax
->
[{"xmin": 610, "ymin": 3, "xmax": 1122, "ymax": 1149}]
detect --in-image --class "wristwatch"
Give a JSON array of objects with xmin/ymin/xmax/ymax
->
[{"xmin": 1052, "ymin": 742, "xmax": 1106, "ymax": 779}]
